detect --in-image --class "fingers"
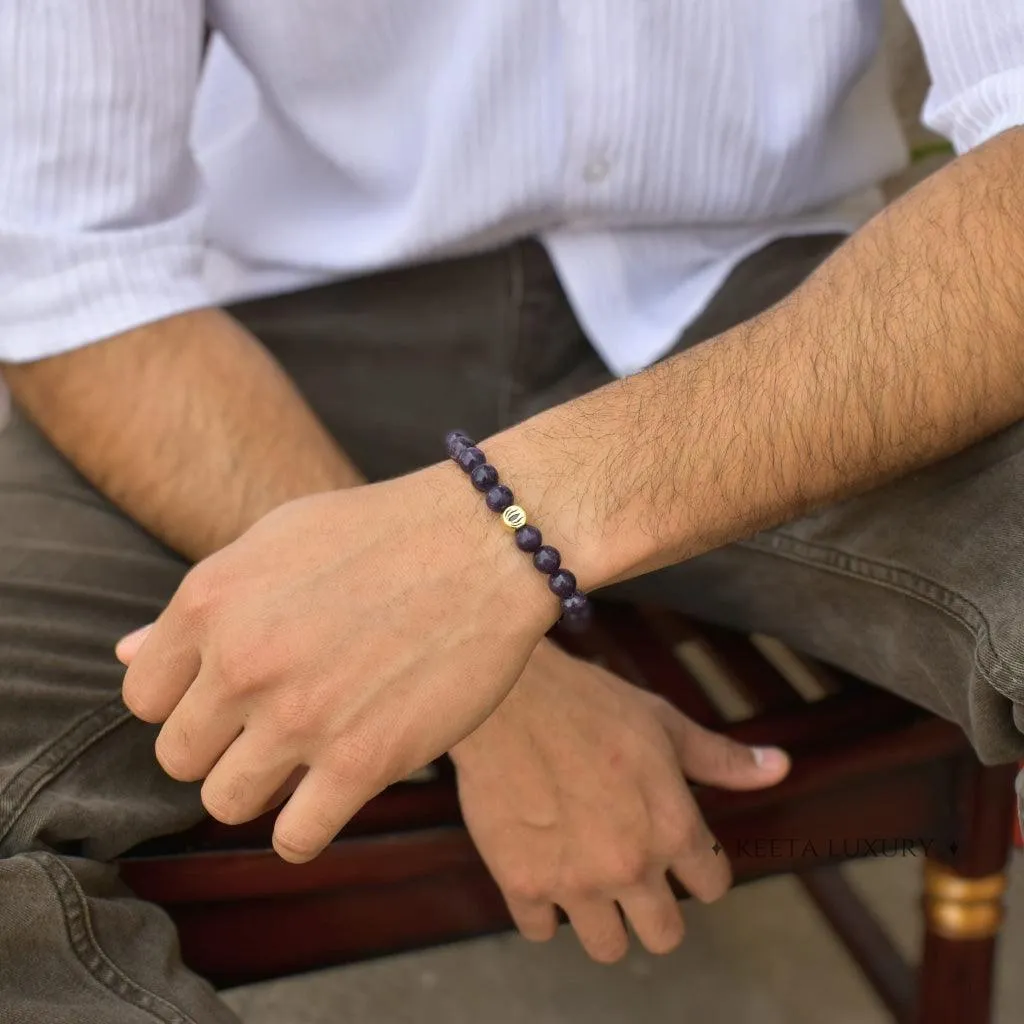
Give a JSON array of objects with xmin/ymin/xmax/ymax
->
[
  {"xmin": 648, "ymin": 700, "xmax": 787, "ymax": 901},
  {"xmin": 616, "ymin": 874, "xmax": 685, "ymax": 955},
  {"xmin": 120, "ymin": 587, "xmax": 204, "ymax": 724},
  {"xmin": 513, "ymin": 881, "xmax": 684, "ymax": 960},
  {"xmin": 668, "ymin": 813, "xmax": 732, "ymax": 903},
  {"xmin": 505, "ymin": 895, "xmax": 559, "ymax": 943},
  {"xmin": 200, "ymin": 733, "xmax": 300, "ymax": 825},
  {"xmin": 505, "ymin": 877, "xmax": 682, "ymax": 958},
  {"xmin": 154, "ymin": 673, "xmax": 242, "ymax": 781},
  {"xmin": 561, "ymin": 897, "xmax": 629, "ymax": 964},
  {"xmin": 654, "ymin": 786, "xmax": 732, "ymax": 903},
  {"xmin": 154, "ymin": 669, "xmax": 303, "ymax": 825},
  {"xmin": 272, "ymin": 763, "xmax": 382, "ymax": 863},
  {"xmin": 654, "ymin": 702, "xmax": 790, "ymax": 790}
]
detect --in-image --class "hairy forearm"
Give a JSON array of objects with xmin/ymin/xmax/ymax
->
[
  {"xmin": 3, "ymin": 309, "xmax": 362, "ymax": 560},
  {"xmin": 488, "ymin": 127, "xmax": 1024, "ymax": 589}
]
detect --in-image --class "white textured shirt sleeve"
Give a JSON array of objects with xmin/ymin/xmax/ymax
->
[
  {"xmin": 0, "ymin": 1, "xmax": 207, "ymax": 363},
  {"xmin": 903, "ymin": 0, "xmax": 1024, "ymax": 153}
]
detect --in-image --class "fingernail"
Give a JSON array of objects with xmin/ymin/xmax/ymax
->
[{"xmin": 752, "ymin": 746, "xmax": 788, "ymax": 771}]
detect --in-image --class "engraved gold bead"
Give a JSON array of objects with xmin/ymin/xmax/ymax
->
[{"xmin": 501, "ymin": 505, "xmax": 527, "ymax": 530}]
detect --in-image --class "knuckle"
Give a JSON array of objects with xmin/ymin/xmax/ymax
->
[
  {"xmin": 212, "ymin": 632, "xmax": 293, "ymax": 703},
  {"xmin": 179, "ymin": 565, "xmax": 221, "ymax": 621},
  {"xmin": 642, "ymin": 693, "xmax": 676, "ymax": 722},
  {"xmin": 274, "ymin": 693, "xmax": 317, "ymax": 741},
  {"xmin": 659, "ymin": 812, "xmax": 705, "ymax": 858},
  {"xmin": 154, "ymin": 730, "xmax": 201, "ymax": 782},
  {"xmin": 503, "ymin": 870, "xmax": 550, "ymax": 904},
  {"xmin": 610, "ymin": 728, "xmax": 646, "ymax": 764},
  {"xmin": 556, "ymin": 865, "xmax": 592, "ymax": 898},
  {"xmin": 121, "ymin": 683, "xmax": 163, "ymax": 724},
  {"xmin": 201, "ymin": 775, "xmax": 255, "ymax": 825},
  {"xmin": 209, "ymin": 642, "xmax": 259, "ymax": 698},
  {"xmin": 707, "ymin": 736, "xmax": 748, "ymax": 772},
  {"xmin": 599, "ymin": 847, "xmax": 649, "ymax": 889},
  {"xmin": 326, "ymin": 732, "xmax": 395, "ymax": 791}
]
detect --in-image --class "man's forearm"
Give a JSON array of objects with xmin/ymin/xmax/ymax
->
[
  {"xmin": 487, "ymin": 127, "xmax": 1024, "ymax": 590},
  {"xmin": 3, "ymin": 308, "xmax": 362, "ymax": 560}
]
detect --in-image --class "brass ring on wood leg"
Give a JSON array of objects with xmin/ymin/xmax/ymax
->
[{"xmin": 923, "ymin": 862, "xmax": 1007, "ymax": 940}]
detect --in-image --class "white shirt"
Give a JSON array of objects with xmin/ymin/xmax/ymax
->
[{"xmin": 0, "ymin": 1, "xmax": 1022, "ymax": 377}]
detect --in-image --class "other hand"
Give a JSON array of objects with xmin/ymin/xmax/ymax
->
[{"xmin": 451, "ymin": 639, "xmax": 789, "ymax": 962}]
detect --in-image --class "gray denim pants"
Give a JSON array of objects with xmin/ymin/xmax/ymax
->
[{"xmin": 2, "ymin": 235, "xmax": 1024, "ymax": 1022}]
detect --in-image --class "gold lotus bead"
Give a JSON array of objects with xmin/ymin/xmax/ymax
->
[{"xmin": 501, "ymin": 505, "xmax": 527, "ymax": 530}]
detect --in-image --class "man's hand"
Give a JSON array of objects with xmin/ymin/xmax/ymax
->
[
  {"xmin": 118, "ymin": 465, "xmax": 558, "ymax": 864},
  {"xmin": 451, "ymin": 640, "xmax": 789, "ymax": 963}
]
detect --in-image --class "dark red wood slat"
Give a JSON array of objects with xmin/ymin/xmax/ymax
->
[
  {"xmin": 755, "ymin": 636, "xmax": 855, "ymax": 698},
  {"xmin": 552, "ymin": 613, "xmax": 652, "ymax": 686},
  {"xmin": 700, "ymin": 715, "xmax": 966, "ymax": 820},
  {"xmin": 131, "ymin": 776, "xmax": 463, "ymax": 856},
  {"xmin": 679, "ymin": 618, "xmax": 805, "ymax": 712},
  {"xmin": 645, "ymin": 608, "xmax": 854, "ymax": 705},
  {"xmin": 722, "ymin": 687, "xmax": 929, "ymax": 753},
  {"xmin": 173, "ymin": 863, "xmax": 509, "ymax": 988},
  {"xmin": 121, "ymin": 828, "xmax": 481, "ymax": 904},
  {"xmin": 590, "ymin": 603, "xmax": 725, "ymax": 727}
]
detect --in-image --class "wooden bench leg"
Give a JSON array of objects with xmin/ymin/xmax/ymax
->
[
  {"xmin": 914, "ymin": 860, "xmax": 1007, "ymax": 1024},
  {"xmin": 913, "ymin": 758, "xmax": 1016, "ymax": 1024}
]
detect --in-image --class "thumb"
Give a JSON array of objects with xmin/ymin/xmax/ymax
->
[
  {"xmin": 115, "ymin": 623, "xmax": 154, "ymax": 666},
  {"xmin": 654, "ymin": 701, "xmax": 790, "ymax": 791}
]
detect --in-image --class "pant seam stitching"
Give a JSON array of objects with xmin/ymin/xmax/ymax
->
[
  {"xmin": 741, "ymin": 532, "xmax": 1024, "ymax": 698},
  {"xmin": 0, "ymin": 697, "xmax": 134, "ymax": 849},
  {"xmin": 27, "ymin": 851, "xmax": 198, "ymax": 1024}
]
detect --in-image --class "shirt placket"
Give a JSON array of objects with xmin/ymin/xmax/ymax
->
[{"xmin": 557, "ymin": 0, "xmax": 639, "ymax": 218}]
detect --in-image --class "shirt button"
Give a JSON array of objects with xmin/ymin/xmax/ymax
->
[{"xmin": 582, "ymin": 157, "xmax": 610, "ymax": 184}]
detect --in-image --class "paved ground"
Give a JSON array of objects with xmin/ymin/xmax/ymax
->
[{"xmin": 222, "ymin": 852, "xmax": 1023, "ymax": 1023}]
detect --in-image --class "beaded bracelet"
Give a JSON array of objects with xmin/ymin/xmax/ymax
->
[{"xmin": 445, "ymin": 430, "xmax": 593, "ymax": 631}]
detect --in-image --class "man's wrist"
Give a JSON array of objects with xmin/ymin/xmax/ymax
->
[
  {"xmin": 422, "ymin": 458, "xmax": 562, "ymax": 633},
  {"xmin": 479, "ymin": 414, "xmax": 657, "ymax": 593},
  {"xmin": 449, "ymin": 636, "xmax": 562, "ymax": 769}
]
